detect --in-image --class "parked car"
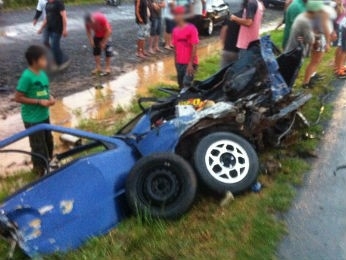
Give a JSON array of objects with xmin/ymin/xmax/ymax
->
[
  {"xmin": 0, "ymin": 36, "xmax": 310, "ymax": 258},
  {"xmin": 263, "ymin": 0, "xmax": 285, "ymax": 8},
  {"xmin": 177, "ymin": 0, "xmax": 230, "ymax": 35},
  {"xmin": 196, "ymin": 0, "xmax": 230, "ymax": 35},
  {"xmin": 106, "ymin": 0, "xmax": 121, "ymax": 6},
  {"xmin": 0, "ymin": 0, "xmax": 4, "ymax": 9}
]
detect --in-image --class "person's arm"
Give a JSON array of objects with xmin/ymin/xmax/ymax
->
[
  {"xmin": 220, "ymin": 25, "xmax": 227, "ymax": 45},
  {"xmin": 136, "ymin": 0, "xmax": 144, "ymax": 23},
  {"xmin": 187, "ymin": 27, "xmax": 199, "ymax": 75},
  {"xmin": 230, "ymin": 1, "xmax": 257, "ymax": 27},
  {"xmin": 85, "ymin": 25, "xmax": 94, "ymax": 47},
  {"xmin": 230, "ymin": 15, "xmax": 253, "ymax": 26},
  {"xmin": 60, "ymin": 10, "xmax": 68, "ymax": 37},
  {"xmin": 37, "ymin": 18, "xmax": 47, "ymax": 34},
  {"xmin": 33, "ymin": 0, "xmax": 43, "ymax": 25},
  {"xmin": 15, "ymin": 91, "xmax": 54, "ymax": 107},
  {"xmin": 33, "ymin": 10, "xmax": 42, "ymax": 26},
  {"xmin": 101, "ymin": 24, "xmax": 112, "ymax": 49}
]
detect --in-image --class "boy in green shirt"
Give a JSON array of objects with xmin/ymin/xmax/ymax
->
[{"xmin": 14, "ymin": 45, "xmax": 56, "ymax": 176}]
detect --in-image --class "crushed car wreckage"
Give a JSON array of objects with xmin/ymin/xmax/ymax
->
[{"xmin": 0, "ymin": 36, "xmax": 312, "ymax": 257}]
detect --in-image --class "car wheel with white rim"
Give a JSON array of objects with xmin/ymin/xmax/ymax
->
[{"xmin": 194, "ymin": 132, "xmax": 259, "ymax": 193}]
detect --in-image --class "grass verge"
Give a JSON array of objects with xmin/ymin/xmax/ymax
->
[{"xmin": 0, "ymin": 30, "xmax": 338, "ymax": 259}]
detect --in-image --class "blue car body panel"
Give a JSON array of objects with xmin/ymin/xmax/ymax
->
[
  {"xmin": 0, "ymin": 105, "xmax": 232, "ymax": 257},
  {"xmin": 0, "ymin": 124, "xmax": 139, "ymax": 257}
]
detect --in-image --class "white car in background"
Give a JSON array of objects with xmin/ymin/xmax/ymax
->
[{"xmin": 0, "ymin": 0, "xmax": 3, "ymax": 9}]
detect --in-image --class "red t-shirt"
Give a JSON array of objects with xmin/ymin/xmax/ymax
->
[
  {"xmin": 88, "ymin": 12, "xmax": 111, "ymax": 38},
  {"xmin": 172, "ymin": 23, "xmax": 199, "ymax": 65}
]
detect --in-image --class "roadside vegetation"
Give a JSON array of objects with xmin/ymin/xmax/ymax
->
[{"xmin": 0, "ymin": 30, "xmax": 336, "ymax": 259}]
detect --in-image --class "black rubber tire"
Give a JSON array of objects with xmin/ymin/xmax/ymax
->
[
  {"xmin": 126, "ymin": 153, "xmax": 197, "ymax": 219},
  {"xmin": 194, "ymin": 132, "xmax": 259, "ymax": 194}
]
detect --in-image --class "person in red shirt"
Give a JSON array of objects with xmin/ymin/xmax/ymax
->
[
  {"xmin": 172, "ymin": 6, "xmax": 199, "ymax": 89},
  {"xmin": 84, "ymin": 12, "xmax": 112, "ymax": 75}
]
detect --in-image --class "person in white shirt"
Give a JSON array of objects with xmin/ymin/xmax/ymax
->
[
  {"xmin": 163, "ymin": 0, "xmax": 175, "ymax": 49},
  {"xmin": 33, "ymin": 0, "xmax": 49, "ymax": 47}
]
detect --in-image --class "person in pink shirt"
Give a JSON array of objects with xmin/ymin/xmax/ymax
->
[
  {"xmin": 172, "ymin": 6, "xmax": 199, "ymax": 89},
  {"xmin": 230, "ymin": 0, "xmax": 264, "ymax": 52},
  {"xmin": 84, "ymin": 12, "xmax": 112, "ymax": 75}
]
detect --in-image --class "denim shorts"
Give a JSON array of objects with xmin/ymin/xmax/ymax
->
[
  {"xmin": 334, "ymin": 24, "xmax": 346, "ymax": 52},
  {"xmin": 150, "ymin": 17, "xmax": 162, "ymax": 36},
  {"xmin": 165, "ymin": 18, "xmax": 175, "ymax": 34},
  {"xmin": 93, "ymin": 37, "xmax": 113, "ymax": 57},
  {"xmin": 312, "ymin": 34, "xmax": 326, "ymax": 52},
  {"xmin": 137, "ymin": 23, "xmax": 150, "ymax": 40}
]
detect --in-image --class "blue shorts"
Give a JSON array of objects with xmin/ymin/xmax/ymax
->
[{"xmin": 150, "ymin": 17, "xmax": 162, "ymax": 36}]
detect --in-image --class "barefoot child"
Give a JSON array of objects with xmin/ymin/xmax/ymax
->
[{"xmin": 14, "ymin": 45, "xmax": 55, "ymax": 176}]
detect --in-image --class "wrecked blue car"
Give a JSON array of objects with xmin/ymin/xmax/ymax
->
[{"xmin": 0, "ymin": 36, "xmax": 311, "ymax": 257}]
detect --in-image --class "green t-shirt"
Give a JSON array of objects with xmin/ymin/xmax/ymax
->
[
  {"xmin": 283, "ymin": 0, "xmax": 306, "ymax": 48},
  {"xmin": 16, "ymin": 69, "xmax": 50, "ymax": 123}
]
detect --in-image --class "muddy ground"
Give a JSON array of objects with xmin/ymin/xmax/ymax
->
[{"xmin": 0, "ymin": 4, "xmax": 282, "ymax": 117}]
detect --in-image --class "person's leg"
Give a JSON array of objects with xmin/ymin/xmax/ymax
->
[
  {"xmin": 43, "ymin": 118, "xmax": 54, "ymax": 160},
  {"xmin": 24, "ymin": 122, "xmax": 50, "ymax": 176},
  {"xmin": 105, "ymin": 41, "xmax": 113, "ymax": 73},
  {"xmin": 175, "ymin": 63, "xmax": 186, "ymax": 88},
  {"xmin": 148, "ymin": 19, "xmax": 156, "ymax": 53},
  {"xmin": 154, "ymin": 18, "xmax": 162, "ymax": 52},
  {"xmin": 142, "ymin": 23, "xmax": 150, "ymax": 56},
  {"xmin": 137, "ymin": 24, "xmax": 146, "ymax": 58},
  {"xmin": 303, "ymin": 50, "xmax": 324, "ymax": 85},
  {"xmin": 93, "ymin": 37, "xmax": 102, "ymax": 73},
  {"xmin": 164, "ymin": 18, "xmax": 174, "ymax": 49},
  {"xmin": 50, "ymin": 32, "xmax": 64, "ymax": 65}
]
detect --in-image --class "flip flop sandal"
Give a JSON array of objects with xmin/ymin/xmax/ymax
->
[
  {"xmin": 91, "ymin": 69, "xmax": 101, "ymax": 75},
  {"xmin": 100, "ymin": 71, "xmax": 111, "ymax": 77}
]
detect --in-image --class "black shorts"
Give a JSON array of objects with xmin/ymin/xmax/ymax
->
[
  {"xmin": 93, "ymin": 37, "xmax": 113, "ymax": 57},
  {"xmin": 165, "ymin": 18, "xmax": 175, "ymax": 34}
]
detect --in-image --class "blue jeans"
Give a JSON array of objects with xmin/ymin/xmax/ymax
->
[
  {"xmin": 175, "ymin": 63, "xmax": 198, "ymax": 89},
  {"xmin": 49, "ymin": 32, "xmax": 65, "ymax": 65}
]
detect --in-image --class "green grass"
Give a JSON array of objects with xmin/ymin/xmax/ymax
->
[{"xmin": 0, "ymin": 30, "xmax": 339, "ymax": 259}]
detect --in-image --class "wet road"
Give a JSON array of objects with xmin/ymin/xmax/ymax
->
[{"xmin": 278, "ymin": 80, "xmax": 346, "ymax": 259}]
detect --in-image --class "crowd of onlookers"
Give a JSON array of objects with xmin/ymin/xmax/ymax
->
[
  {"xmin": 9, "ymin": 0, "xmax": 346, "ymax": 175},
  {"xmin": 281, "ymin": 0, "xmax": 346, "ymax": 88}
]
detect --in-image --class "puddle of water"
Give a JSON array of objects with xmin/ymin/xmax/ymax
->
[{"xmin": 0, "ymin": 41, "xmax": 221, "ymax": 174}]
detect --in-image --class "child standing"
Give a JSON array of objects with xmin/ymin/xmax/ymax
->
[
  {"xmin": 172, "ymin": 6, "xmax": 199, "ymax": 89},
  {"xmin": 14, "ymin": 45, "xmax": 55, "ymax": 176}
]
